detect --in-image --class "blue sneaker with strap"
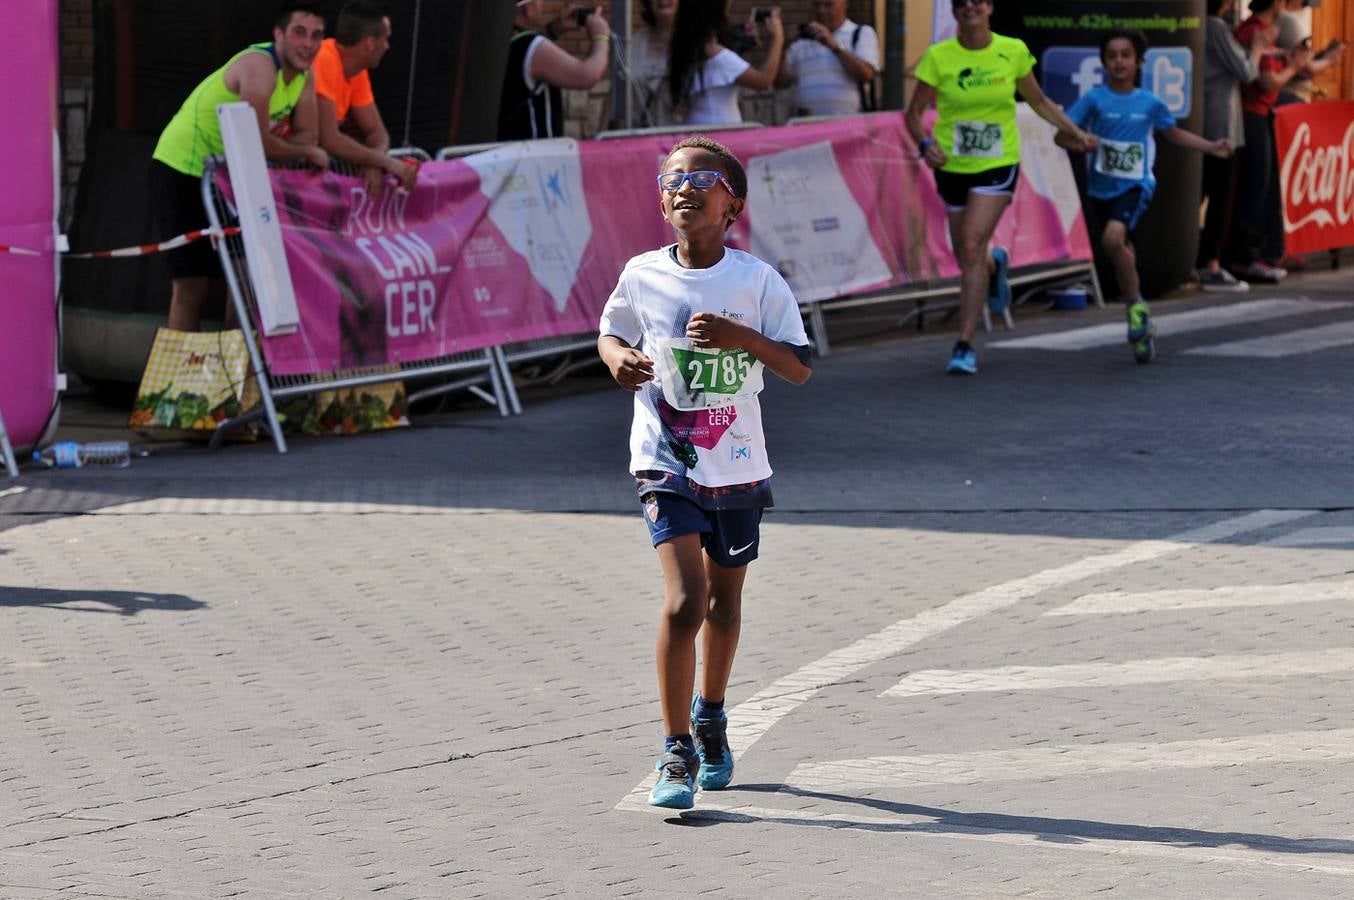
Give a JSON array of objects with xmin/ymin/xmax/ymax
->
[
  {"xmin": 691, "ymin": 697, "xmax": 734, "ymax": 791},
  {"xmin": 648, "ymin": 744, "xmax": 698, "ymax": 809}
]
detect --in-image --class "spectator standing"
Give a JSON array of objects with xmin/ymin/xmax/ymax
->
[
  {"xmin": 499, "ymin": 0, "xmax": 611, "ymax": 141},
  {"xmin": 777, "ymin": 0, "xmax": 879, "ymax": 118},
  {"xmin": 1273, "ymin": 0, "xmax": 1343, "ymax": 104},
  {"xmin": 1226, "ymin": 0, "xmax": 1309, "ymax": 282},
  {"xmin": 630, "ymin": 0, "xmax": 680, "ymax": 126},
  {"xmin": 151, "ymin": 1, "xmax": 328, "ymax": 333},
  {"xmin": 1197, "ymin": 0, "xmax": 1260, "ymax": 292},
  {"xmin": 667, "ymin": 0, "xmax": 783, "ymax": 125},
  {"xmin": 313, "ymin": 1, "xmax": 416, "ymax": 197}
]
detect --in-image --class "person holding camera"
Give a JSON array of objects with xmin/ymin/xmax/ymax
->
[
  {"xmin": 667, "ymin": 0, "xmax": 783, "ymax": 125},
  {"xmin": 498, "ymin": 0, "xmax": 611, "ymax": 141},
  {"xmin": 777, "ymin": 0, "xmax": 879, "ymax": 118}
]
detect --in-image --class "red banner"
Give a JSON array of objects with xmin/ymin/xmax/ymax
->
[{"xmin": 1275, "ymin": 100, "xmax": 1354, "ymax": 255}]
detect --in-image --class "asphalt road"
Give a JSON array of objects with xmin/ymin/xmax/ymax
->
[{"xmin": 2, "ymin": 263, "xmax": 1352, "ymax": 897}]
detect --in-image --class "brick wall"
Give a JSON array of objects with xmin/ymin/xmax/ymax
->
[{"xmin": 59, "ymin": 0, "xmax": 94, "ymax": 229}]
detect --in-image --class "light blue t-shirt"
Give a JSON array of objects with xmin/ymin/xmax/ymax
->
[{"xmin": 1066, "ymin": 86, "xmax": 1176, "ymax": 200}]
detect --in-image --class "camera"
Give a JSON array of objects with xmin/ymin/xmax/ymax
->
[
  {"xmin": 573, "ymin": 8, "xmax": 591, "ymax": 26},
  {"xmin": 751, "ymin": 6, "xmax": 772, "ymax": 21},
  {"xmin": 799, "ymin": 23, "xmax": 815, "ymax": 39}
]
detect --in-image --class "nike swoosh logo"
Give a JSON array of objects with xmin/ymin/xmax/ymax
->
[{"xmin": 728, "ymin": 541, "xmax": 755, "ymax": 556}]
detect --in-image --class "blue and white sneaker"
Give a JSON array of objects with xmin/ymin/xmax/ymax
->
[
  {"xmin": 987, "ymin": 246, "xmax": 1011, "ymax": 313},
  {"xmin": 945, "ymin": 344, "xmax": 978, "ymax": 375},
  {"xmin": 649, "ymin": 745, "xmax": 698, "ymax": 809},
  {"xmin": 691, "ymin": 698, "xmax": 734, "ymax": 791}
]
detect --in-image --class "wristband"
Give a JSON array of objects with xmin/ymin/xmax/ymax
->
[
  {"xmin": 592, "ymin": 33, "xmax": 610, "ymax": 42},
  {"xmin": 918, "ymin": 137, "xmax": 936, "ymax": 157}
]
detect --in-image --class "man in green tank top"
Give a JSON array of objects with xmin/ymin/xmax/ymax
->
[{"xmin": 150, "ymin": 2, "xmax": 329, "ymax": 332}]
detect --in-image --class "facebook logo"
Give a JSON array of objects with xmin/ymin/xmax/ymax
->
[
  {"xmin": 1041, "ymin": 47, "xmax": 1103, "ymax": 109},
  {"xmin": 1143, "ymin": 48, "xmax": 1192, "ymax": 118}
]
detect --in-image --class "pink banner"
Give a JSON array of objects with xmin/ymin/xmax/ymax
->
[
  {"xmin": 0, "ymin": 1, "xmax": 59, "ymax": 448},
  {"xmin": 256, "ymin": 111, "xmax": 1090, "ymax": 376}
]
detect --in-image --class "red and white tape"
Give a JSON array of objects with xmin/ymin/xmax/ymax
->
[{"xmin": 0, "ymin": 226, "xmax": 240, "ymax": 259}]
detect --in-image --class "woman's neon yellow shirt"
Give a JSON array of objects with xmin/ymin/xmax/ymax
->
[{"xmin": 915, "ymin": 34, "xmax": 1036, "ymax": 174}]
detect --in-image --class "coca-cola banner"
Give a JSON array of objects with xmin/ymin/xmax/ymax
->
[
  {"xmin": 1275, "ymin": 100, "xmax": 1354, "ymax": 255},
  {"xmin": 244, "ymin": 111, "xmax": 1091, "ymax": 377}
]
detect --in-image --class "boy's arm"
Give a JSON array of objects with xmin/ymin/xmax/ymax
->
[
  {"xmin": 1162, "ymin": 126, "xmax": 1232, "ymax": 158},
  {"xmin": 686, "ymin": 313, "xmax": 811, "ymax": 385},
  {"xmin": 597, "ymin": 334, "xmax": 655, "ymax": 391}
]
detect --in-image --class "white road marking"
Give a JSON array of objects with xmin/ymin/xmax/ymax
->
[
  {"xmin": 616, "ymin": 509, "xmax": 1316, "ymax": 810},
  {"xmin": 87, "ymin": 498, "xmax": 497, "ymax": 515},
  {"xmin": 1046, "ymin": 579, "xmax": 1354, "ymax": 615},
  {"xmin": 784, "ymin": 728, "xmax": 1354, "ymax": 790},
  {"xmin": 1186, "ymin": 320, "xmax": 1354, "ymax": 358},
  {"xmin": 670, "ymin": 800, "xmax": 1354, "ymax": 876},
  {"xmin": 990, "ymin": 299, "xmax": 1330, "ymax": 351},
  {"xmin": 0, "ymin": 485, "xmax": 27, "ymax": 501},
  {"xmin": 1265, "ymin": 526, "xmax": 1354, "ymax": 547},
  {"xmin": 882, "ymin": 647, "xmax": 1354, "ymax": 697}
]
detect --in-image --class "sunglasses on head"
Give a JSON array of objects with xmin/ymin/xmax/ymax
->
[
  {"xmin": 952, "ymin": 0, "xmax": 986, "ymax": 7},
  {"xmin": 656, "ymin": 170, "xmax": 735, "ymax": 194}
]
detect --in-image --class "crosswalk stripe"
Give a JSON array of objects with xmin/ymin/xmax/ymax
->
[
  {"xmin": 617, "ymin": 510, "xmax": 1316, "ymax": 810},
  {"xmin": 1185, "ymin": 320, "xmax": 1354, "ymax": 357},
  {"xmin": 1045, "ymin": 579, "xmax": 1354, "ymax": 615},
  {"xmin": 1265, "ymin": 526, "xmax": 1354, "ymax": 547},
  {"xmin": 784, "ymin": 728, "xmax": 1354, "ymax": 790},
  {"xmin": 991, "ymin": 298, "xmax": 1330, "ymax": 351},
  {"xmin": 670, "ymin": 800, "xmax": 1354, "ymax": 874},
  {"xmin": 881, "ymin": 647, "xmax": 1354, "ymax": 697}
]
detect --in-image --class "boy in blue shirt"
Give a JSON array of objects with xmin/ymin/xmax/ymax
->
[
  {"xmin": 1059, "ymin": 29, "xmax": 1232, "ymax": 362},
  {"xmin": 597, "ymin": 136, "xmax": 812, "ymax": 809}
]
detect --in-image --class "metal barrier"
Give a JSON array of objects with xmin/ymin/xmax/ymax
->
[
  {"xmin": 593, "ymin": 121, "xmax": 763, "ymax": 140},
  {"xmin": 201, "ymin": 155, "xmax": 507, "ymax": 454},
  {"xmin": 0, "ymin": 406, "xmax": 19, "ymax": 479}
]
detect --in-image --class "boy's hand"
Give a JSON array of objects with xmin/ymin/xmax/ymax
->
[
  {"xmin": 605, "ymin": 346, "xmax": 654, "ymax": 391},
  {"xmin": 1075, "ymin": 130, "xmax": 1099, "ymax": 152},
  {"xmin": 687, "ymin": 312, "xmax": 749, "ymax": 350},
  {"xmin": 1210, "ymin": 138, "xmax": 1233, "ymax": 159}
]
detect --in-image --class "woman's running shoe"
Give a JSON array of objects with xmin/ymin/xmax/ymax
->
[
  {"xmin": 945, "ymin": 344, "xmax": 978, "ymax": 375},
  {"xmin": 987, "ymin": 246, "xmax": 1011, "ymax": 313}
]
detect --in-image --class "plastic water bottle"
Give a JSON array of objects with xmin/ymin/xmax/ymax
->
[{"xmin": 32, "ymin": 440, "xmax": 131, "ymax": 469}]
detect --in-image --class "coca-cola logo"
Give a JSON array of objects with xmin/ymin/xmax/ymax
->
[{"xmin": 1280, "ymin": 120, "xmax": 1354, "ymax": 232}]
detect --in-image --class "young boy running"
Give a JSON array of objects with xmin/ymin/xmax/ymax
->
[
  {"xmin": 597, "ymin": 136, "xmax": 812, "ymax": 810},
  {"xmin": 1058, "ymin": 29, "xmax": 1232, "ymax": 362}
]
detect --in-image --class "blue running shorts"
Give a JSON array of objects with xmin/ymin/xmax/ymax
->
[
  {"xmin": 640, "ymin": 491, "xmax": 763, "ymax": 568},
  {"xmin": 1093, "ymin": 187, "xmax": 1150, "ymax": 233}
]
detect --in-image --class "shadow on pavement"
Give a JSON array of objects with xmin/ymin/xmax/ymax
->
[
  {"xmin": 0, "ymin": 585, "xmax": 206, "ymax": 616},
  {"xmin": 687, "ymin": 783, "xmax": 1354, "ymax": 856}
]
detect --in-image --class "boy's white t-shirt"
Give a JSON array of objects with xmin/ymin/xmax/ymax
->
[
  {"xmin": 685, "ymin": 48, "xmax": 750, "ymax": 125},
  {"xmin": 599, "ymin": 246, "xmax": 808, "ymax": 489}
]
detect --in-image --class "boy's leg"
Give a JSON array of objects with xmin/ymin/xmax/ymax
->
[
  {"xmin": 648, "ymin": 531, "xmax": 709, "ymax": 808},
  {"xmin": 655, "ymin": 533, "xmax": 710, "ymax": 736},
  {"xmin": 698, "ymin": 558, "xmax": 748, "ymax": 705},
  {"xmin": 1101, "ymin": 220, "xmax": 1139, "ymax": 301}
]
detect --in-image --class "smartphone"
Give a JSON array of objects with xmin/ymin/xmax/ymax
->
[
  {"xmin": 573, "ymin": 8, "xmax": 590, "ymax": 26},
  {"xmin": 1316, "ymin": 38, "xmax": 1343, "ymax": 58},
  {"xmin": 752, "ymin": 7, "xmax": 772, "ymax": 22}
]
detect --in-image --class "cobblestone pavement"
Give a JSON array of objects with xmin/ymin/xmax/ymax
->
[{"xmin": 3, "ymin": 268, "xmax": 1353, "ymax": 897}]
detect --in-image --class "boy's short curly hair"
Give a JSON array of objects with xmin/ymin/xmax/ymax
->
[{"xmin": 664, "ymin": 135, "xmax": 748, "ymax": 199}]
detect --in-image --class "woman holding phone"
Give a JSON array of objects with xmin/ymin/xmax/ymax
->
[
  {"xmin": 906, "ymin": 0, "xmax": 1095, "ymax": 375},
  {"xmin": 667, "ymin": 0, "xmax": 783, "ymax": 125}
]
